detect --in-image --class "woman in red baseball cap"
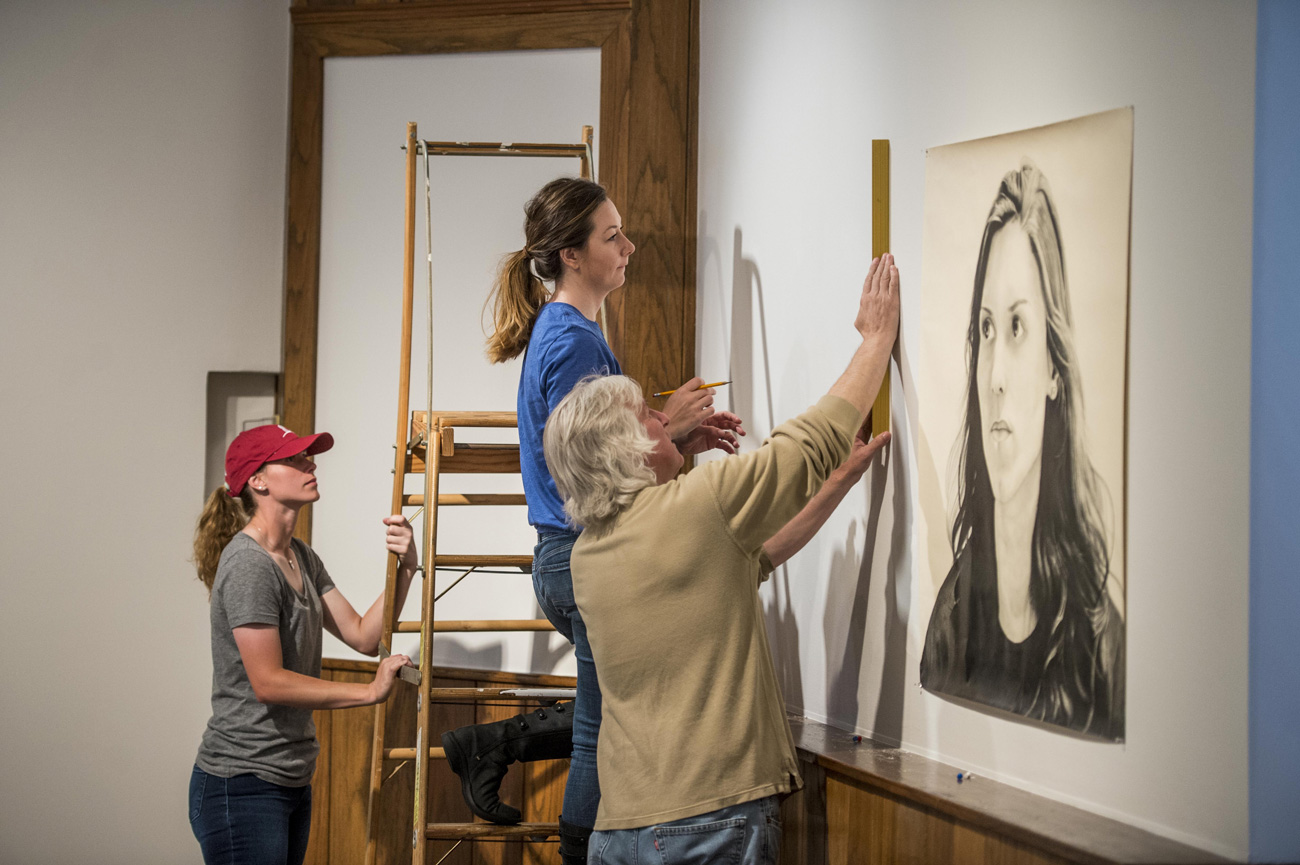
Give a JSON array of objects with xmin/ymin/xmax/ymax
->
[{"xmin": 188, "ymin": 424, "xmax": 417, "ymax": 865}]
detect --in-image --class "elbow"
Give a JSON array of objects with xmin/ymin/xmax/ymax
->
[
  {"xmin": 247, "ymin": 670, "xmax": 287, "ymax": 705},
  {"xmin": 248, "ymin": 680, "xmax": 275, "ymax": 705}
]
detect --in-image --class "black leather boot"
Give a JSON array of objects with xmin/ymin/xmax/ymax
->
[
  {"xmin": 440, "ymin": 701, "xmax": 574, "ymax": 825},
  {"xmin": 558, "ymin": 818, "xmax": 593, "ymax": 865}
]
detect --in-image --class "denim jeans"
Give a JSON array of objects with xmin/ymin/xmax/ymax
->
[
  {"xmin": 590, "ymin": 796, "xmax": 782, "ymax": 865},
  {"xmin": 532, "ymin": 529, "xmax": 601, "ymax": 829},
  {"xmin": 189, "ymin": 765, "xmax": 312, "ymax": 865}
]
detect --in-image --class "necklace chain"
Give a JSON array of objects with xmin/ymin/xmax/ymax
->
[{"xmin": 249, "ymin": 523, "xmax": 297, "ymax": 570}]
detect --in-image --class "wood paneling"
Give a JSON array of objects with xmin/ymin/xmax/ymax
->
[
  {"xmin": 472, "ymin": 693, "xmax": 525, "ymax": 865},
  {"xmin": 780, "ymin": 753, "xmax": 828, "ymax": 865},
  {"xmin": 522, "ymin": 757, "xmax": 568, "ymax": 865},
  {"xmin": 311, "ymin": 671, "xmax": 1232, "ymax": 865},
  {"xmin": 305, "ymin": 675, "xmax": 334, "ymax": 865},
  {"xmin": 282, "ymin": 0, "xmax": 699, "ymax": 544},
  {"xmin": 327, "ymin": 668, "xmax": 378, "ymax": 858},
  {"xmin": 826, "ymin": 775, "xmax": 1070, "ymax": 865},
  {"xmin": 600, "ymin": 0, "xmax": 696, "ymax": 405},
  {"xmin": 791, "ymin": 717, "xmax": 1232, "ymax": 865},
  {"xmin": 309, "ymin": 662, "xmax": 575, "ymax": 865}
]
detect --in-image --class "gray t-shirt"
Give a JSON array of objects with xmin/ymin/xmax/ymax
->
[{"xmin": 196, "ymin": 532, "xmax": 336, "ymax": 787}]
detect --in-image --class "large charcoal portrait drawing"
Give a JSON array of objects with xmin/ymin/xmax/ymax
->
[{"xmin": 917, "ymin": 109, "xmax": 1132, "ymax": 740}]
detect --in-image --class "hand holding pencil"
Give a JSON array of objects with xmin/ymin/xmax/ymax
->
[
  {"xmin": 660, "ymin": 376, "xmax": 717, "ymax": 440},
  {"xmin": 651, "ymin": 380, "xmax": 731, "ymax": 398}
]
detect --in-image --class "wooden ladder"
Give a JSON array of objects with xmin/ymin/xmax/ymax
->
[{"xmin": 363, "ymin": 123, "xmax": 593, "ymax": 865}]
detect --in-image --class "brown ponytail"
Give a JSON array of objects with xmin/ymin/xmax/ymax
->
[
  {"xmin": 485, "ymin": 178, "xmax": 607, "ymax": 363},
  {"xmin": 192, "ymin": 486, "xmax": 255, "ymax": 595}
]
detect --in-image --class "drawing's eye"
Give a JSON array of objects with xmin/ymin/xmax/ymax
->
[
  {"xmin": 1011, "ymin": 314, "xmax": 1024, "ymax": 339},
  {"xmin": 980, "ymin": 313, "xmax": 994, "ymax": 340}
]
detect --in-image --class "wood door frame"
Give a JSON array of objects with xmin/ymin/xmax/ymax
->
[{"xmin": 283, "ymin": 0, "xmax": 700, "ymax": 540}]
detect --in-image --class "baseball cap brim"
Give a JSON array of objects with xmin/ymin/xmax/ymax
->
[{"xmin": 266, "ymin": 431, "xmax": 334, "ymax": 463}]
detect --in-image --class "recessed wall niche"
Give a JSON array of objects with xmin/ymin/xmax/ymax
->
[{"xmin": 204, "ymin": 372, "xmax": 279, "ymax": 498}]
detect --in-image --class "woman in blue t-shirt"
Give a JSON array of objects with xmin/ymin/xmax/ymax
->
[{"xmin": 439, "ymin": 178, "xmax": 742, "ymax": 863}]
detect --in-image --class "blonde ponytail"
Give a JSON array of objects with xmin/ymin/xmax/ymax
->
[
  {"xmin": 192, "ymin": 486, "xmax": 254, "ymax": 595},
  {"xmin": 486, "ymin": 248, "xmax": 549, "ymax": 364},
  {"xmin": 484, "ymin": 177, "xmax": 608, "ymax": 364}
]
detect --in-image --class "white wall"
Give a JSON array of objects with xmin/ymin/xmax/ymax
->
[
  {"xmin": 313, "ymin": 51, "xmax": 601, "ymax": 673},
  {"xmin": 0, "ymin": 0, "xmax": 1257, "ymax": 860},
  {"xmin": 0, "ymin": 1, "xmax": 289, "ymax": 862},
  {"xmin": 697, "ymin": 0, "xmax": 1254, "ymax": 859}
]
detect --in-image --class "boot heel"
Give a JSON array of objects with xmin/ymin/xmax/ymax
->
[{"xmin": 440, "ymin": 730, "xmax": 469, "ymax": 776}]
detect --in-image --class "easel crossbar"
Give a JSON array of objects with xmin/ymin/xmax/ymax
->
[{"xmin": 417, "ymin": 141, "xmax": 589, "ymax": 159}]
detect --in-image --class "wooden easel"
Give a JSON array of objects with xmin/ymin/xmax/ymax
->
[{"xmin": 364, "ymin": 122, "xmax": 593, "ymax": 865}]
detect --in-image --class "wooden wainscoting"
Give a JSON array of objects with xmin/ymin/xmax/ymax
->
[
  {"xmin": 788, "ymin": 717, "xmax": 1234, "ymax": 865},
  {"xmin": 308, "ymin": 659, "xmax": 576, "ymax": 865},
  {"xmin": 307, "ymin": 664, "xmax": 1232, "ymax": 865}
]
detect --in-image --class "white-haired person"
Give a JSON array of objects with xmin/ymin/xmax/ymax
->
[{"xmin": 543, "ymin": 255, "xmax": 900, "ymax": 864}]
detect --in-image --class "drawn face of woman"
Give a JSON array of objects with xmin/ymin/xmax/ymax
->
[{"xmin": 976, "ymin": 223, "xmax": 1057, "ymax": 504}]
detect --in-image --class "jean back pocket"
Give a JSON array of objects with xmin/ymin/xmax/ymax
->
[{"xmin": 653, "ymin": 817, "xmax": 746, "ymax": 865}]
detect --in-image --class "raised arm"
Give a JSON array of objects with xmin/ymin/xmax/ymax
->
[
  {"xmin": 762, "ymin": 425, "xmax": 890, "ymax": 568},
  {"xmin": 828, "ymin": 254, "xmax": 900, "ymax": 419},
  {"xmin": 321, "ymin": 515, "xmax": 419, "ymax": 656},
  {"xmin": 705, "ymin": 254, "xmax": 901, "ymax": 553}
]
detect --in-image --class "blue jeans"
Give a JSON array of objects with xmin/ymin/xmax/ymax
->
[
  {"xmin": 189, "ymin": 765, "xmax": 312, "ymax": 865},
  {"xmin": 590, "ymin": 796, "xmax": 782, "ymax": 865},
  {"xmin": 533, "ymin": 529, "xmax": 600, "ymax": 829}
]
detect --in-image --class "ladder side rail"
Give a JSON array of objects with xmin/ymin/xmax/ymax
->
[
  {"xmin": 414, "ymin": 421, "xmax": 444, "ymax": 865},
  {"xmin": 373, "ymin": 124, "xmax": 594, "ymax": 859},
  {"xmin": 364, "ymin": 120, "xmax": 421, "ymax": 865}
]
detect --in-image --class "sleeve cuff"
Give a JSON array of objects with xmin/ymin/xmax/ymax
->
[{"xmin": 815, "ymin": 394, "xmax": 866, "ymax": 436}]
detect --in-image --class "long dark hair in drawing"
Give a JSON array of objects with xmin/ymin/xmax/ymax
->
[{"xmin": 921, "ymin": 160, "xmax": 1124, "ymax": 739}]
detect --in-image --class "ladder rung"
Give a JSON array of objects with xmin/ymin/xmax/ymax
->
[
  {"xmin": 396, "ymin": 619, "xmax": 555, "ymax": 633},
  {"xmin": 435, "ymin": 554, "xmax": 531, "ymax": 567},
  {"xmin": 384, "ymin": 747, "xmax": 445, "ymax": 760},
  {"xmin": 426, "ymin": 687, "xmax": 577, "ymax": 702},
  {"xmin": 404, "ymin": 493, "xmax": 527, "ymax": 507},
  {"xmin": 408, "ymin": 444, "xmax": 520, "ymax": 475},
  {"xmin": 413, "ymin": 410, "xmax": 519, "ymax": 431},
  {"xmin": 426, "ymin": 822, "xmax": 560, "ymax": 840}
]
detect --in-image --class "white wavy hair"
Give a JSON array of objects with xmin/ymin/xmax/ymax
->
[{"xmin": 543, "ymin": 375, "xmax": 657, "ymax": 531}]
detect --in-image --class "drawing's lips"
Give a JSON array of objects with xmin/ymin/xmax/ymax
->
[{"xmin": 989, "ymin": 420, "xmax": 1012, "ymax": 440}]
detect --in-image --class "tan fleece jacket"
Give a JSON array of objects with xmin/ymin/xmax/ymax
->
[{"xmin": 572, "ymin": 395, "xmax": 861, "ymax": 830}]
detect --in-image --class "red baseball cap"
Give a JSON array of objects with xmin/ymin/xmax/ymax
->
[{"xmin": 225, "ymin": 424, "xmax": 335, "ymax": 496}]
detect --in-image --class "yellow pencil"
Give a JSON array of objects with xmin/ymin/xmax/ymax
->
[{"xmin": 651, "ymin": 380, "xmax": 731, "ymax": 398}]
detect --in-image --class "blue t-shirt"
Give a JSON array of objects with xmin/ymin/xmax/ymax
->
[{"xmin": 519, "ymin": 302, "xmax": 621, "ymax": 531}]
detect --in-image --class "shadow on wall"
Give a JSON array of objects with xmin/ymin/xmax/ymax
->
[
  {"xmin": 730, "ymin": 226, "xmax": 806, "ymax": 710},
  {"xmin": 529, "ymin": 601, "xmax": 575, "ymax": 674},
  {"xmin": 822, "ymin": 337, "xmax": 913, "ymax": 745},
  {"xmin": 431, "ymin": 638, "xmax": 504, "ymax": 672},
  {"xmin": 730, "ymin": 227, "xmax": 777, "ymax": 433},
  {"xmin": 873, "ymin": 404, "xmax": 913, "ymax": 744}
]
